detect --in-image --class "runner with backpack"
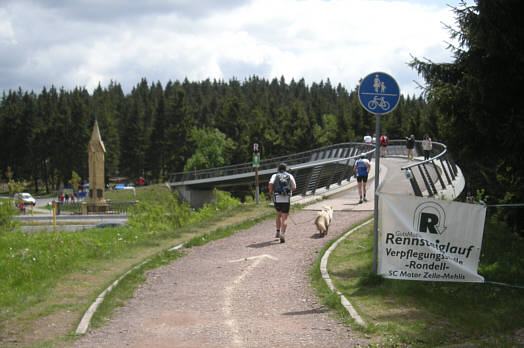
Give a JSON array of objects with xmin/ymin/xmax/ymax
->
[
  {"xmin": 268, "ymin": 163, "xmax": 296, "ymax": 243},
  {"xmin": 353, "ymin": 155, "xmax": 371, "ymax": 204}
]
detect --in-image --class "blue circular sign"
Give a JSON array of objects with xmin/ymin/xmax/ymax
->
[{"xmin": 358, "ymin": 72, "xmax": 400, "ymax": 115}]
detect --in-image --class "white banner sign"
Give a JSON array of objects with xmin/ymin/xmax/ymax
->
[{"xmin": 378, "ymin": 193, "xmax": 487, "ymax": 282}]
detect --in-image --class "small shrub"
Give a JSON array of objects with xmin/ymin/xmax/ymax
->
[
  {"xmin": 0, "ymin": 200, "xmax": 19, "ymax": 233},
  {"xmin": 214, "ymin": 189, "xmax": 241, "ymax": 210}
]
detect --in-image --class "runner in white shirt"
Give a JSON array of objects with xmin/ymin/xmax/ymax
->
[{"xmin": 268, "ymin": 163, "xmax": 297, "ymax": 243}]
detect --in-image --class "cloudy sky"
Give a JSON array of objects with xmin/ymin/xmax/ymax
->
[{"xmin": 0, "ymin": 0, "xmax": 471, "ymax": 97}]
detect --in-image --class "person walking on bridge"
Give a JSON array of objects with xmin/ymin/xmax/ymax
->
[
  {"xmin": 364, "ymin": 134, "xmax": 372, "ymax": 151},
  {"xmin": 353, "ymin": 155, "xmax": 371, "ymax": 204},
  {"xmin": 269, "ymin": 163, "xmax": 296, "ymax": 243},
  {"xmin": 379, "ymin": 134, "xmax": 389, "ymax": 157},
  {"xmin": 422, "ymin": 134, "xmax": 432, "ymax": 160},
  {"xmin": 406, "ymin": 134, "xmax": 415, "ymax": 160}
]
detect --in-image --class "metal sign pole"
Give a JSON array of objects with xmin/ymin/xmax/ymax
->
[
  {"xmin": 252, "ymin": 143, "xmax": 261, "ymax": 205},
  {"xmin": 357, "ymin": 71, "xmax": 400, "ymax": 276},
  {"xmin": 373, "ymin": 116, "xmax": 381, "ymax": 274}
]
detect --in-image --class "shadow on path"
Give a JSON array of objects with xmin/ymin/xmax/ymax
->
[{"xmin": 246, "ymin": 240, "xmax": 281, "ymax": 248}]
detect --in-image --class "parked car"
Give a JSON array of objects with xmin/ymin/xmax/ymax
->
[
  {"xmin": 14, "ymin": 192, "xmax": 36, "ymax": 206},
  {"xmin": 113, "ymin": 184, "xmax": 135, "ymax": 191}
]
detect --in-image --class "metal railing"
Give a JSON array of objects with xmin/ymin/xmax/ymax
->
[
  {"xmin": 168, "ymin": 140, "xmax": 460, "ymax": 200},
  {"xmin": 389, "ymin": 140, "xmax": 458, "ymax": 197},
  {"xmin": 56, "ymin": 200, "xmax": 138, "ymax": 215},
  {"xmin": 168, "ymin": 142, "xmax": 374, "ymax": 184}
]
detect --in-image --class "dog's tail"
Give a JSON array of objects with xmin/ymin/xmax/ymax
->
[{"xmin": 314, "ymin": 214, "xmax": 326, "ymax": 232}]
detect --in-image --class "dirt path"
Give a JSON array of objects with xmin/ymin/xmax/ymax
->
[
  {"xmin": 73, "ymin": 193, "xmax": 373, "ymax": 347},
  {"xmin": 73, "ymin": 158, "xmax": 412, "ymax": 348}
]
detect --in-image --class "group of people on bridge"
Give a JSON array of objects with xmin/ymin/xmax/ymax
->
[{"xmin": 268, "ymin": 133, "xmax": 433, "ymax": 243}]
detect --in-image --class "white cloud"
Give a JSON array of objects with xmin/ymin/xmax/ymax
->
[
  {"xmin": 0, "ymin": 9, "xmax": 17, "ymax": 45},
  {"xmin": 0, "ymin": 0, "xmax": 466, "ymax": 96}
]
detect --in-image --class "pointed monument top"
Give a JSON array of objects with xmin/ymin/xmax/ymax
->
[{"xmin": 89, "ymin": 120, "xmax": 106, "ymax": 153}]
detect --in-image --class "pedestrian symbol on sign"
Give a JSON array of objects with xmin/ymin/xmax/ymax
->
[{"xmin": 373, "ymin": 74, "xmax": 387, "ymax": 93}]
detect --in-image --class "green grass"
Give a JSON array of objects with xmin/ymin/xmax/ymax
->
[
  {"xmin": 104, "ymin": 184, "xmax": 170, "ymax": 202},
  {"xmin": 314, "ymin": 218, "xmax": 524, "ymax": 347},
  {"xmin": 0, "ymin": 185, "xmax": 243, "ymax": 327},
  {"xmin": 0, "ymin": 223, "xmax": 150, "ymax": 317}
]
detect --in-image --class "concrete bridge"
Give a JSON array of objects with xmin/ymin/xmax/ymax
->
[{"xmin": 167, "ymin": 140, "xmax": 465, "ymax": 208}]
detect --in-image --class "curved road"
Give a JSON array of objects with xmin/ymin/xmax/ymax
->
[{"xmin": 73, "ymin": 158, "xmax": 413, "ymax": 348}]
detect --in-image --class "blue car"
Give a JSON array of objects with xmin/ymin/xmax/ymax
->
[{"xmin": 114, "ymin": 184, "xmax": 135, "ymax": 191}]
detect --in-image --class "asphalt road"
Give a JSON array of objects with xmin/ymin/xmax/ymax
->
[{"xmin": 11, "ymin": 196, "xmax": 128, "ymax": 232}]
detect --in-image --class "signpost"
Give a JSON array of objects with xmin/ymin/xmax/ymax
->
[
  {"xmin": 252, "ymin": 141, "xmax": 261, "ymax": 204},
  {"xmin": 358, "ymin": 72, "xmax": 400, "ymax": 274}
]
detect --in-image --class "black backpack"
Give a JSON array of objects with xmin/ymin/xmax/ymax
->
[{"xmin": 274, "ymin": 172, "xmax": 291, "ymax": 195}]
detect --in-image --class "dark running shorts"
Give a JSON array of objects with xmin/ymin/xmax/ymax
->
[
  {"xmin": 274, "ymin": 202, "xmax": 290, "ymax": 214},
  {"xmin": 356, "ymin": 175, "xmax": 368, "ymax": 183}
]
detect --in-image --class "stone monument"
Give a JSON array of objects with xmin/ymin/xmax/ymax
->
[{"xmin": 83, "ymin": 120, "xmax": 109, "ymax": 214}]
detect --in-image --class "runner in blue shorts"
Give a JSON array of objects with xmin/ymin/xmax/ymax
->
[{"xmin": 353, "ymin": 155, "xmax": 371, "ymax": 204}]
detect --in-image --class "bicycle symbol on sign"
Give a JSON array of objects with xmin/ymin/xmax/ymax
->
[{"xmin": 367, "ymin": 95, "xmax": 390, "ymax": 111}]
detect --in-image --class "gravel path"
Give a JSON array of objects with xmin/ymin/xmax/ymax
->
[
  {"xmin": 74, "ymin": 158, "xmax": 412, "ymax": 348},
  {"xmin": 74, "ymin": 197, "xmax": 372, "ymax": 347}
]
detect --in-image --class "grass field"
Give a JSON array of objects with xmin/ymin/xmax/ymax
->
[{"xmin": 311, "ymin": 218, "xmax": 524, "ymax": 347}]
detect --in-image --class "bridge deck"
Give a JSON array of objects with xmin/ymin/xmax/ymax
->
[{"xmin": 301, "ymin": 156, "xmax": 411, "ymax": 210}]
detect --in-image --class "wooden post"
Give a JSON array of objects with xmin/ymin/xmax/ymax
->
[
  {"xmin": 255, "ymin": 166, "xmax": 259, "ymax": 204},
  {"xmin": 52, "ymin": 200, "xmax": 57, "ymax": 233}
]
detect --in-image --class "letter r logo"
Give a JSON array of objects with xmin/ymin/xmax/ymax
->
[
  {"xmin": 419, "ymin": 212, "xmax": 439, "ymax": 234},
  {"xmin": 414, "ymin": 202, "xmax": 447, "ymax": 235}
]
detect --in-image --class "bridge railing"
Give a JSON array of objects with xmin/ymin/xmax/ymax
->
[
  {"xmin": 168, "ymin": 142, "xmax": 374, "ymax": 183},
  {"xmin": 168, "ymin": 140, "xmax": 461, "ymax": 200},
  {"xmin": 388, "ymin": 140, "xmax": 459, "ymax": 198}
]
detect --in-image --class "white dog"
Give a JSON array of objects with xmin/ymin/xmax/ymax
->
[{"xmin": 314, "ymin": 205, "xmax": 333, "ymax": 236}]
